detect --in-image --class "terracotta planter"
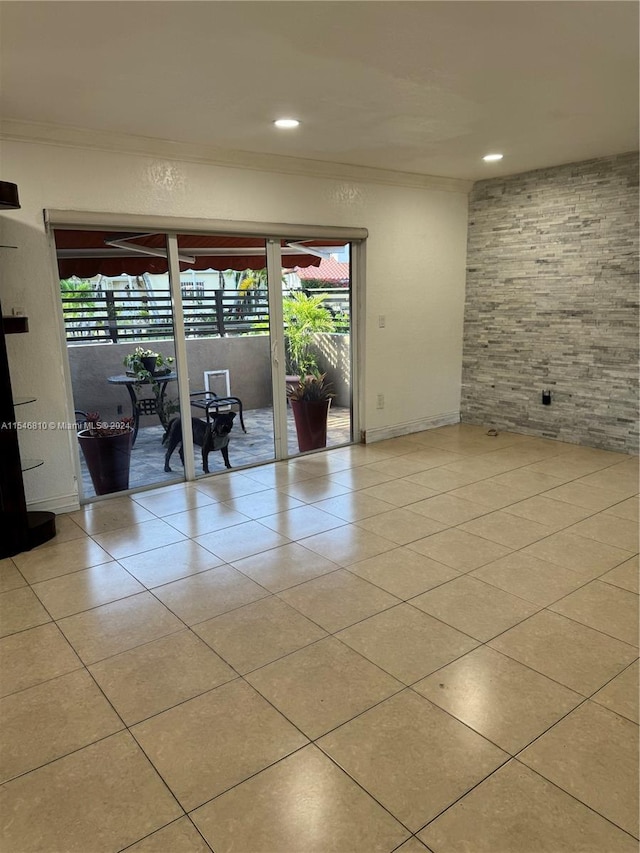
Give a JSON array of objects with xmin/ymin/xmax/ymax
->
[
  {"xmin": 290, "ymin": 398, "xmax": 331, "ymax": 452},
  {"xmin": 78, "ymin": 429, "xmax": 133, "ymax": 495}
]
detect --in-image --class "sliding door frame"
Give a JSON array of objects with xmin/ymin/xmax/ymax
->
[{"xmin": 46, "ymin": 210, "xmax": 367, "ymax": 488}]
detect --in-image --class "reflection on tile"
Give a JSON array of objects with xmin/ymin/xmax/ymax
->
[
  {"xmin": 420, "ymin": 760, "xmax": 638, "ymax": 853},
  {"xmin": 0, "ymin": 586, "xmax": 51, "ymax": 637},
  {"xmin": 231, "ymin": 542, "xmax": 339, "ymax": 592},
  {"xmin": 57, "ymin": 591, "xmax": 184, "ymax": 664},
  {"xmin": 408, "ymin": 528, "xmax": 511, "ymax": 572},
  {"xmin": 519, "ymin": 701, "xmax": 639, "ymax": 837},
  {"xmin": 31, "ymin": 561, "xmax": 144, "ymax": 619},
  {"xmin": 132, "ymin": 485, "xmax": 217, "ymax": 517},
  {"xmin": 92, "ymin": 518, "xmax": 187, "ymax": 560},
  {"xmin": 194, "ymin": 596, "xmax": 326, "ymax": 674},
  {"xmin": 411, "ymin": 575, "xmax": 539, "ymax": 641},
  {"xmin": 277, "ymin": 475, "xmax": 353, "ymax": 503},
  {"xmin": 152, "ymin": 565, "xmax": 269, "ymax": 625},
  {"xmin": 313, "ymin": 491, "xmax": 394, "ymax": 522},
  {"xmin": 318, "ymin": 690, "xmax": 507, "ymax": 831},
  {"xmin": 0, "ymin": 732, "xmax": 182, "ymax": 852},
  {"xmin": 246, "ymin": 636, "xmax": 402, "ymax": 739},
  {"xmin": 591, "ymin": 661, "xmax": 639, "ymax": 724},
  {"xmin": 549, "ymin": 580, "xmax": 639, "ymax": 646},
  {"xmin": 259, "ymin": 504, "xmax": 347, "ymax": 539},
  {"xmin": 163, "ymin": 502, "xmax": 250, "ymax": 536},
  {"xmin": 132, "ymin": 680, "xmax": 307, "ymax": 811},
  {"xmin": 0, "ymin": 669, "xmax": 123, "ymax": 782},
  {"xmin": 191, "ymin": 745, "xmax": 409, "ymax": 853},
  {"xmin": 222, "ymin": 488, "xmax": 305, "ymax": 518},
  {"xmin": 299, "ymin": 525, "xmax": 396, "ymax": 566},
  {"xmin": 118, "ymin": 539, "xmax": 224, "ymax": 588},
  {"xmin": 196, "ymin": 520, "xmax": 290, "ymax": 562},
  {"xmin": 278, "ymin": 570, "xmax": 399, "ymax": 633},
  {"xmin": 11, "ymin": 537, "xmax": 113, "ymax": 584},
  {"xmin": 70, "ymin": 497, "xmax": 157, "ymax": 534},
  {"xmin": 414, "ymin": 646, "xmax": 582, "ymax": 754},
  {"xmin": 347, "ymin": 547, "xmax": 459, "ymax": 600},
  {"xmin": 89, "ymin": 630, "xmax": 236, "ymax": 724},
  {"xmin": 336, "ymin": 603, "xmax": 478, "ymax": 684},
  {"xmin": 489, "ymin": 610, "xmax": 638, "ymax": 696}
]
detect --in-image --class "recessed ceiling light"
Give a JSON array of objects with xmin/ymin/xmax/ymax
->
[
  {"xmin": 274, "ymin": 118, "xmax": 300, "ymax": 129},
  {"xmin": 483, "ymin": 153, "xmax": 503, "ymax": 162}
]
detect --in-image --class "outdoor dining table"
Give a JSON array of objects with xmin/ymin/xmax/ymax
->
[{"xmin": 107, "ymin": 372, "xmax": 177, "ymax": 445}]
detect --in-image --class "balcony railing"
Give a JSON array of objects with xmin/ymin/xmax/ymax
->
[{"xmin": 62, "ymin": 288, "xmax": 350, "ymax": 343}]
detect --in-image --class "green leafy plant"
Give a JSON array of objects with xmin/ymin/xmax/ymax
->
[
  {"xmin": 283, "ymin": 292, "xmax": 335, "ymax": 376},
  {"xmin": 286, "ymin": 372, "xmax": 335, "ymax": 402},
  {"xmin": 123, "ymin": 346, "xmax": 174, "ymax": 377}
]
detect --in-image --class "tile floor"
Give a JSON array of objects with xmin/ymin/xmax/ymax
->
[{"xmin": 1, "ymin": 423, "xmax": 638, "ymax": 852}]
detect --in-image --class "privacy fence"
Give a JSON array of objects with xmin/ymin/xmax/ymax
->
[{"xmin": 62, "ymin": 288, "xmax": 350, "ymax": 343}]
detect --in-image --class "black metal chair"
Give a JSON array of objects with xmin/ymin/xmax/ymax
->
[{"xmin": 189, "ymin": 391, "xmax": 246, "ymax": 432}]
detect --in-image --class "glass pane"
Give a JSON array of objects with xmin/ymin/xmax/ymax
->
[
  {"xmin": 282, "ymin": 239, "xmax": 353, "ymax": 456},
  {"xmin": 174, "ymin": 235, "xmax": 275, "ymax": 477},
  {"xmin": 55, "ymin": 228, "xmax": 184, "ymax": 499}
]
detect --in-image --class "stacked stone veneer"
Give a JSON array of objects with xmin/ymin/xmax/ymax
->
[{"xmin": 461, "ymin": 152, "xmax": 639, "ymax": 454}]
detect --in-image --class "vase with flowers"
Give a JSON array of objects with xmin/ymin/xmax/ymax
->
[{"xmin": 77, "ymin": 412, "xmax": 134, "ymax": 495}]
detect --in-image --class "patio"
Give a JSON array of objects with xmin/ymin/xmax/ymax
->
[{"xmin": 79, "ymin": 404, "xmax": 352, "ymax": 501}]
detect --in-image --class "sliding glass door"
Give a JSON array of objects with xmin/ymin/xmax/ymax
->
[{"xmin": 53, "ymin": 220, "xmax": 358, "ymax": 501}]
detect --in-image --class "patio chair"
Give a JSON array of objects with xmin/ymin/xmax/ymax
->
[{"xmin": 189, "ymin": 390, "xmax": 246, "ymax": 432}]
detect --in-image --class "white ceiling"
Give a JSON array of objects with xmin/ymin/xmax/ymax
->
[{"xmin": 1, "ymin": 1, "xmax": 637, "ymax": 182}]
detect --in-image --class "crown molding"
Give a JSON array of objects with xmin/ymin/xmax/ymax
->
[{"xmin": 0, "ymin": 119, "xmax": 473, "ymax": 194}]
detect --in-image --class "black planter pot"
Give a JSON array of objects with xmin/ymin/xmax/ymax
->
[
  {"xmin": 78, "ymin": 429, "xmax": 133, "ymax": 495},
  {"xmin": 141, "ymin": 356, "xmax": 157, "ymax": 375},
  {"xmin": 290, "ymin": 399, "xmax": 331, "ymax": 452}
]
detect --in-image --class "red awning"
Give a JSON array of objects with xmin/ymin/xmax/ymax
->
[{"xmin": 54, "ymin": 230, "xmax": 325, "ymax": 278}]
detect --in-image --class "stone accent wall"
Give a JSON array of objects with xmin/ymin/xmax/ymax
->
[{"xmin": 461, "ymin": 152, "xmax": 639, "ymax": 453}]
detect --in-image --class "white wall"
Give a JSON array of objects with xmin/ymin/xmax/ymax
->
[{"xmin": 0, "ymin": 138, "xmax": 468, "ymax": 512}]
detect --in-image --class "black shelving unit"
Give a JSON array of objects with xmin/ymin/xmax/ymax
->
[{"xmin": 1, "ymin": 181, "xmax": 56, "ymax": 557}]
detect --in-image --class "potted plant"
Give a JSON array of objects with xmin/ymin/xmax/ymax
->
[
  {"xmin": 123, "ymin": 346, "xmax": 174, "ymax": 378},
  {"xmin": 123, "ymin": 347, "xmax": 178, "ymax": 430},
  {"xmin": 77, "ymin": 412, "xmax": 134, "ymax": 495},
  {"xmin": 287, "ymin": 372, "xmax": 335, "ymax": 452},
  {"xmin": 283, "ymin": 292, "xmax": 335, "ymax": 382}
]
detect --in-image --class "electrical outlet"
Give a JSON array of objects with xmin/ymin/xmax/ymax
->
[{"xmin": 376, "ymin": 393, "xmax": 385, "ymax": 409}]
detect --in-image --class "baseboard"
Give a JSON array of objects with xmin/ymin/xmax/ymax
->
[
  {"xmin": 27, "ymin": 493, "xmax": 80, "ymax": 515},
  {"xmin": 364, "ymin": 411, "xmax": 461, "ymax": 443}
]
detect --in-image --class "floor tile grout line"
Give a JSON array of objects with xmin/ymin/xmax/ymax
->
[{"xmin": 115, "ymin": 815, "xmax": 213, "ymax": 853}]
